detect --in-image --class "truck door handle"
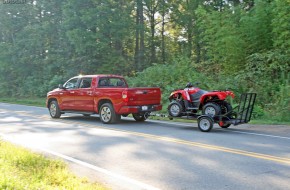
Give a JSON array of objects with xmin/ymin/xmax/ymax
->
[{"xmin": 70, "ymin": 91, "xmax": 75, "ymax": 94}]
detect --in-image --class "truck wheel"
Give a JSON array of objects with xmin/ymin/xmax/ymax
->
[
  {"xmin": 168, "ymin": 101, "xmax": 183, "ymax": 117},
  {"xmin": 202, "ymin": 102, "xmax": 221, "ymax": 117},
  {"xmin": 198, "ymin": 116, "xmax": 213, "ymax": 132},
  {"xmin": 49, "ymin": 100, "xmax": 61, "ymax": 118},
  {"xmin": 132, "ymin": 113, "xmax": 148, "ymax": 122},
  {"xmin": 100, "ymin": 103, "xmax": 119, "ymax": 124}
]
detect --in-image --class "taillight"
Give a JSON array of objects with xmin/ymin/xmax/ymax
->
[{"xmin": 122, "ymin": 91, "xmax": 128, "ymax": 102}]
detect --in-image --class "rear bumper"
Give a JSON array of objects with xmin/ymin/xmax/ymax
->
[{"xmin": 117, "ymin": 104, "xmax": 162, "ymax": 114}]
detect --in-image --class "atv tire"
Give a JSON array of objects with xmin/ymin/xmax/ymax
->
[
  {"xmin": 168, "ymin": 101, "xmax": 184, "ymax": 117},
  {"xmin": 202, "ymin": 102, "xmax": 221, "ymax": 117},
  {"xmin": 220, "ymin": 101, "xmax": 233, "ymax": 115}
]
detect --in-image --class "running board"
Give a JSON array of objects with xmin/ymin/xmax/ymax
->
[{"xmin": 61, "ymin": 110, "xmax": 95, "ymax": 115}]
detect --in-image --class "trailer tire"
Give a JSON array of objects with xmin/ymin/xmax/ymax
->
[{"xmin": 198, "ymin": 116, "xmax": 213, "ymax": 132}]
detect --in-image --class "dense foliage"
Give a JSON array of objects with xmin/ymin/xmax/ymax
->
[{"xmin": 0, "ymin": 0, "xmax": 289, "ymax": 121}]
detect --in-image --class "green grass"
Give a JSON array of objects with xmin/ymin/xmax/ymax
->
[
  {"xmin": 250, "ymin": 119, "xmax": 290, "ymax": 125},
  {"xmin": 0, "ymin": 97, "xmax": 46, "ymax": 107},
  {"xmin": 0, "ymin": 140, "xmax": 108, "ymax": 190}
]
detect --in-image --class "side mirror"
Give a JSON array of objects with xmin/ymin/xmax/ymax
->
[{"xmin": 58, "ymin": 84, "xmax": 65, "ymax": 89}]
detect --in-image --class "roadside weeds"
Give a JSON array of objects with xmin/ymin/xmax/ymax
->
[{"xmin": 0, "ymin": 140, "xmax": 108, "ymax": 190}]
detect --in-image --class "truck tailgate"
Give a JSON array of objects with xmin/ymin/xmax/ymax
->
[{"xmin": 126, "ymin": 88, "xmax": 161, "ymax": 106}]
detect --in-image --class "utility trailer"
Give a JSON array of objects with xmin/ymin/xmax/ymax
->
[{"xmin": 166, "ymin": 93, "xmax": 257, "ymax": 132}]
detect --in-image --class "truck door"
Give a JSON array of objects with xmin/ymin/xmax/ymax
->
[
  {"xmin": 60, "ymin": 77, "xmax": 80, "ymax": 110},
  {"xmin": 73, "ymin": 77, "xmax": 94, "ymax": 111}
]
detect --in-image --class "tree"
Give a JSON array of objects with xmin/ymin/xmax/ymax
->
[{"xmin": 134, "ymin": 0, "xmax": 145, "ymax": 71}]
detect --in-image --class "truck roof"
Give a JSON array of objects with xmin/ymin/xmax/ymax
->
[{"xmin": 75, "ymin": 74, "xmax": 124, "ymax": 78}]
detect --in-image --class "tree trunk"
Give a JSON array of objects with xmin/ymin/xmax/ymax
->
[
  {"xmin": 161, "ymin": 3, "xmax": 166, "ymax": 64},
  {"xmin": 150, "ymin": 13, "xmax": 156, "ymax": 64},
  {"xmin": 134, "ymin": 0, "xmax": 140, "ymax": 70},
  {"xmin": 139, "ymin": 0, "xmax": 145, "ymax": 71},
  {"xmin": 134, "ymin": 0, "xmax": 144, "ymax": 72}
]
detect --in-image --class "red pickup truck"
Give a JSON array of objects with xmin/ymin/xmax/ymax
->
[{"xmin": 46, "ymin": 75, "xmax": 162, "ymax": 124}]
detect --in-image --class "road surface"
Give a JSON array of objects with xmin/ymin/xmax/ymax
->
[{"xmin": 0, "ymin": 103, "xmax": 290, "ymax": 190}]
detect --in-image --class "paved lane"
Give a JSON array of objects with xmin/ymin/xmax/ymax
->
[{"xmin": 1, "ymin": 103, "xmax": 290, "ymax": 190}]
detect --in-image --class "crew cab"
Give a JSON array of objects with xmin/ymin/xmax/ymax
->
[{"xmin": 46, "ymin": 75, "xmax": 162, "ymax": 124}]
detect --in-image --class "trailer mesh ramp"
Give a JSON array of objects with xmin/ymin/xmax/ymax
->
[{"xmin": 235, "ymin": 93, "xmax": 257, "ymax": 124}]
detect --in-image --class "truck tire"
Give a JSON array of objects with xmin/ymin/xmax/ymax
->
[
  {"xmin": 168, "ymin": 101, "xmax": 184, "ymax": 117},
  {"xmin": 202, "ymin": 102, "xmax": 221, "ymax": 117},
  {"xmin": 132, "ymin": 113, "xmax": 148, "ymax": 122},
  {"xmin": 198, "ymin": 116, "xmax": 213, "ymax": 132},
  {"xmin": 49, "ymin": 100, "xmax": 61, "ymax": 118},
  {"xmin": 100, "ymin": 103, "xmax": 119, "ymax": 124}
]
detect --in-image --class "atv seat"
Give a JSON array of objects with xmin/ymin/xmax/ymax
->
[
  {"xmin": 190, "ymin": 89, "xmax": 208, "ymax": 102},
  {"xmin": 190, "ymin": 90, "xmax": 208, "ymax": 107}
]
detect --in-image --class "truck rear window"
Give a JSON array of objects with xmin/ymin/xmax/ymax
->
[{"xmin": 98, "ymin": 77, "xmax": 126, "ymax": 88}]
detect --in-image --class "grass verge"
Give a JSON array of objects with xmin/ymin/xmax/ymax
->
[
  {"xmin": 0, "ymin": 140, "xmax": 108, "ymax": 190},
  {"xmin": 0, "ymin": 97, "xmax": 45, "ymax": 107}
]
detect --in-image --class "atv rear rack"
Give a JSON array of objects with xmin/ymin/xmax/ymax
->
[
  {"xmin": 150, "ymin": 93, "xmax": 257, "ymax": 132},
  {"xmin": 214, "ymin": 93, "xmax": 257, "ymax": 126}
]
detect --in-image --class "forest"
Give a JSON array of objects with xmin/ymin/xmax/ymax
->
[{"xmin": 0, "ymin": 0, "xmax": 289, "ymax": 122}]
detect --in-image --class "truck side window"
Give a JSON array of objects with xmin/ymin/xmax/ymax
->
[
  {"xmin": 79, "ymin": 78, "xmax": 92, "ymax": 89},
  {"xmin": 64, "ymin": 78, "xmax": 78, "ymax": 89}
]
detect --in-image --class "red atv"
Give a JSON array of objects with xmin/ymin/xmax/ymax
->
[{"xmin": 168, "ymin": 83, "xmax": 235, "ymax": 118}]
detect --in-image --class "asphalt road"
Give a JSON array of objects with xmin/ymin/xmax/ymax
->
[{"xmin": 0, "ymin": 102, "xmax": 290, "ymax": 190}]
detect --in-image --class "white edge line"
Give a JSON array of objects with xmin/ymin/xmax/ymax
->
[
  {"xmin": 0, "ymin": 135, "xmax": 160, "ymax": 190},
  {"xmin": 221, "ymin": 130, "xmax": 290, "ymax": 140},
  {"xmin": 41, "ymin": 148, "xmax": 160, "ymax": 190}
]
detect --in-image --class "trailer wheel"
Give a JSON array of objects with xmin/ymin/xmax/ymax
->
[{"xmin": 198, "ymin": 116, "xmax": 213, "ymax": 132}]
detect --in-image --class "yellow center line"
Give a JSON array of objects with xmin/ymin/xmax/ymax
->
[
  {"xmin": 62, "ymin": 119, "xmax": 290, "ymax": 165},
  {"xmin": 6, "ymin": 111, "xmax": 290, "ymax": 165}
]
